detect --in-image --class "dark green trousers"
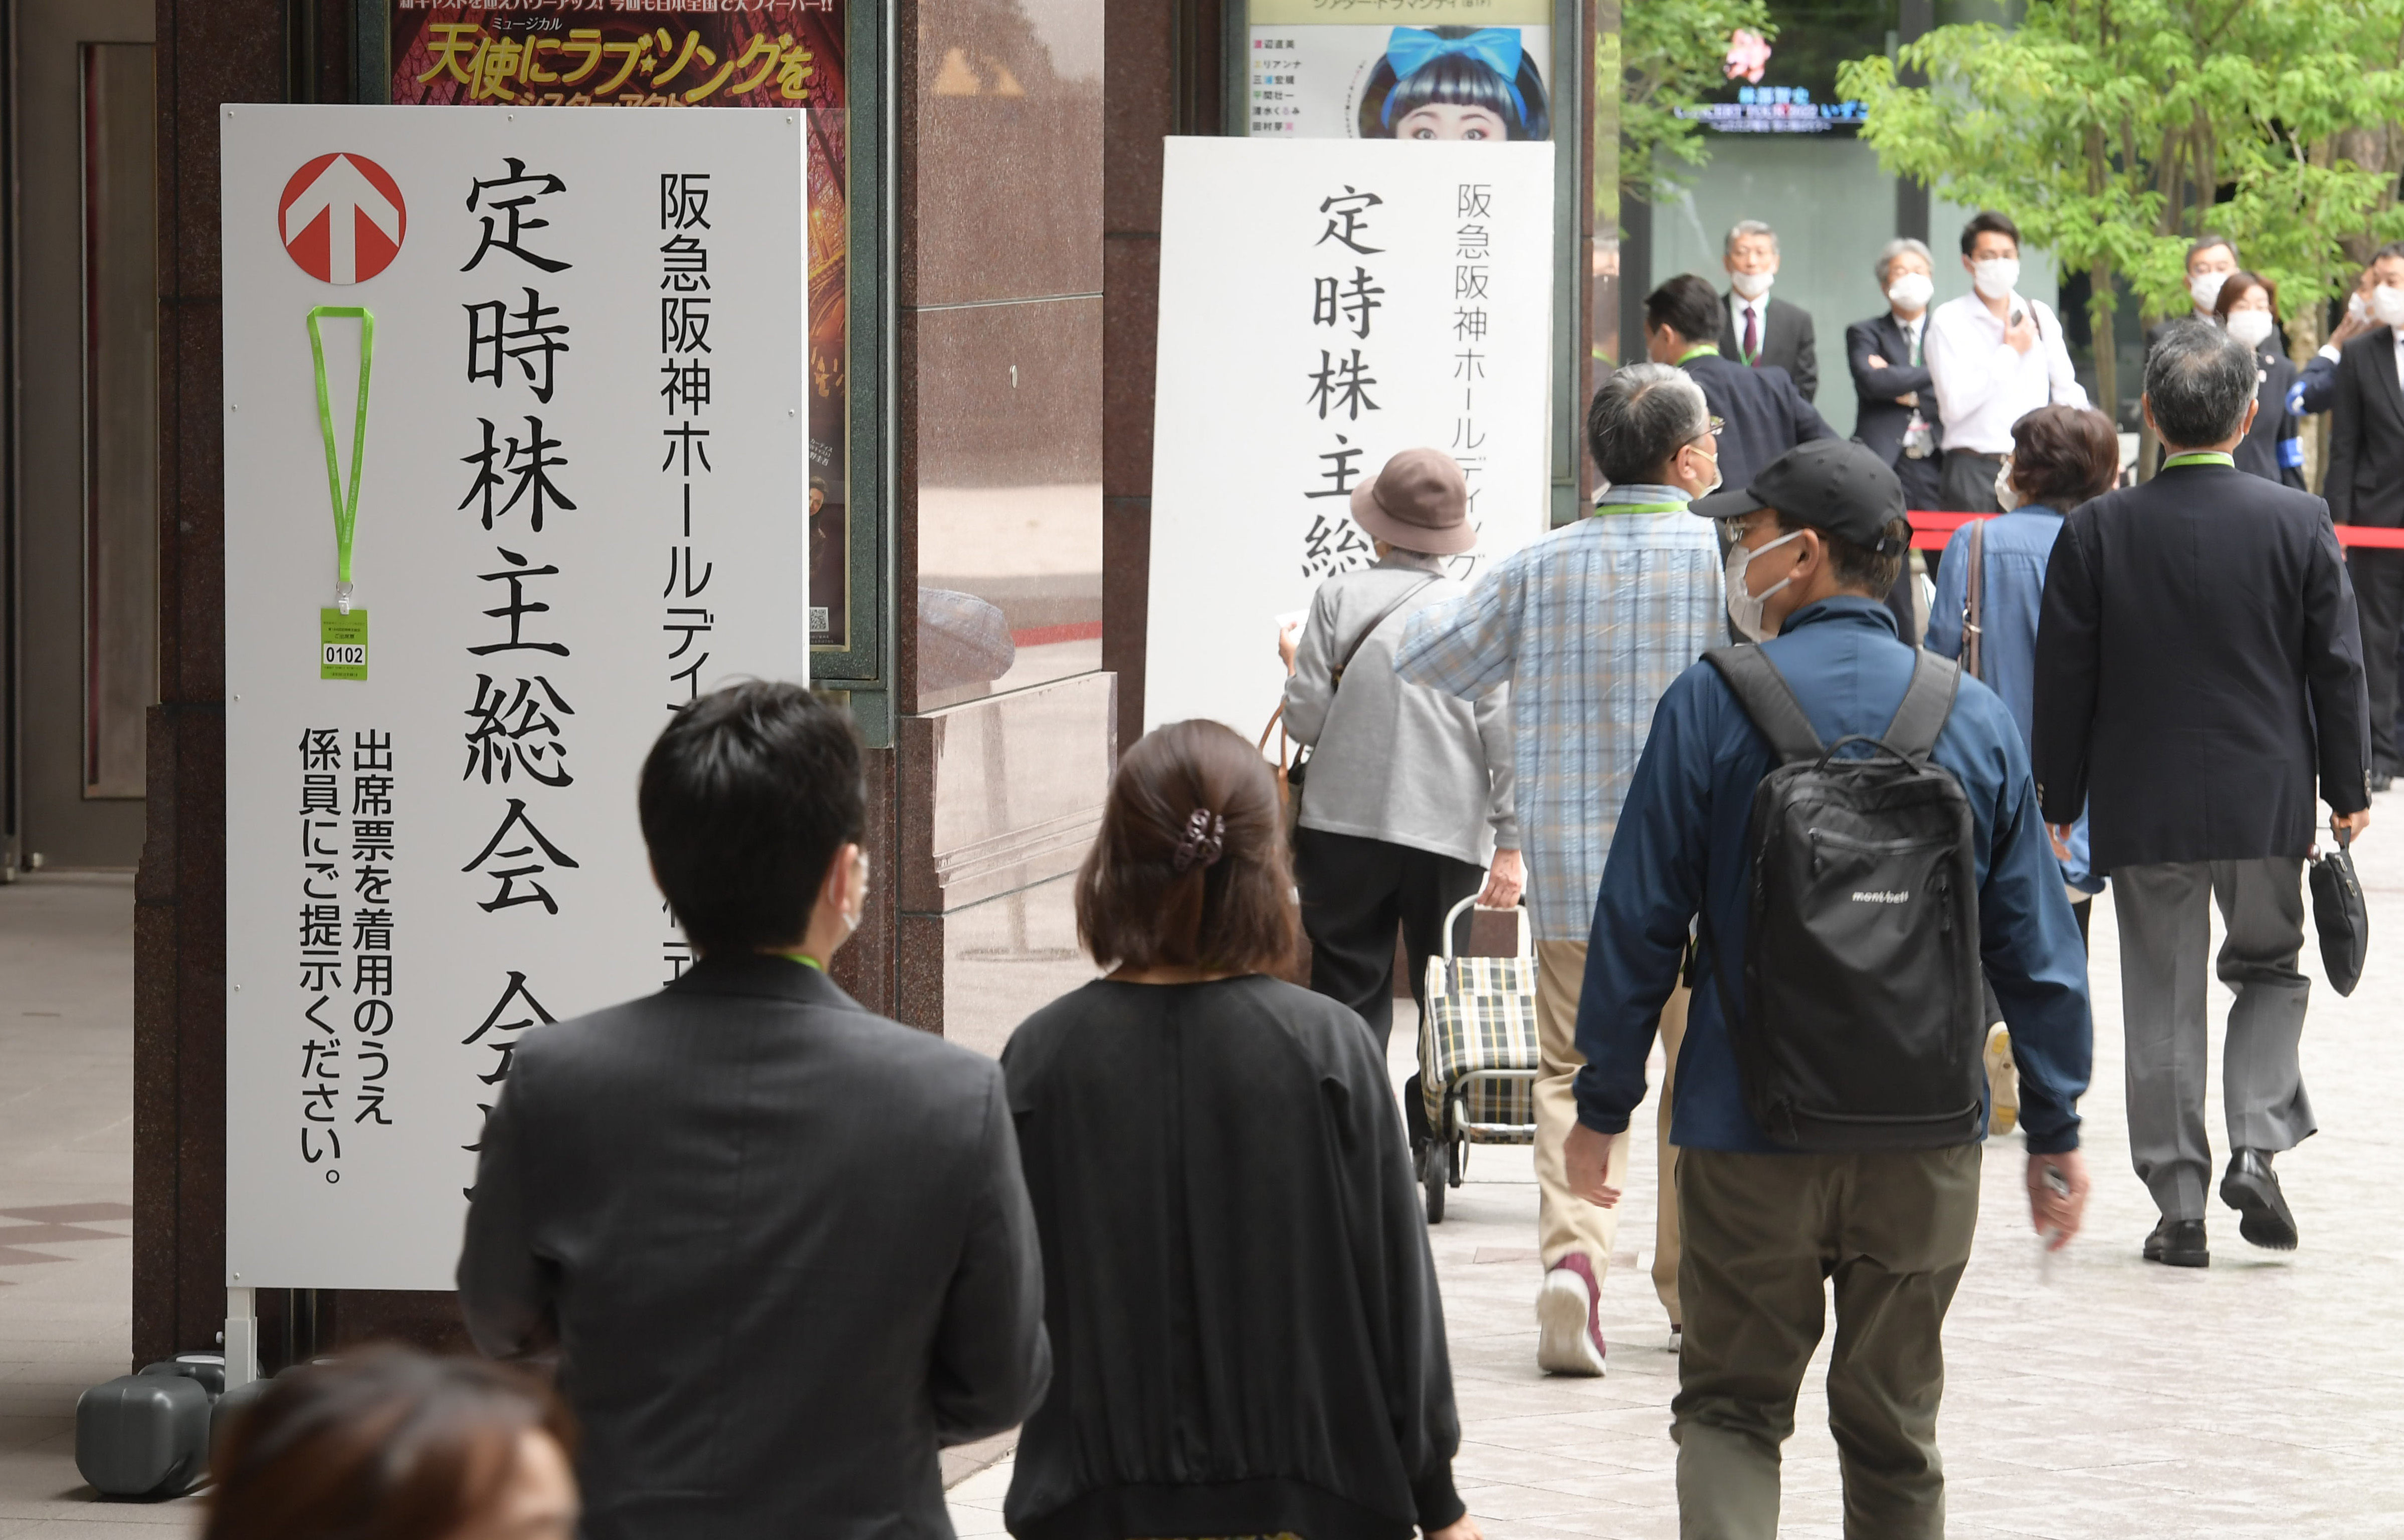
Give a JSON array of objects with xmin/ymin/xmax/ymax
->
[{"xmin": 1672, "ymin": 1145, "xmax": 1982, "ymax": 1540}]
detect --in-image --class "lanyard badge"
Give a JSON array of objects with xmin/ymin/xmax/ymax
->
[{"xmin": 308, "ymin": 306, "xmax": 374, "ymax": 680}]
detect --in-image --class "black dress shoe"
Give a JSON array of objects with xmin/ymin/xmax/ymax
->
[
  {"xmin": 2221, "ymin": 1149, "xmax": 2299, "ymax": 1250},
  {"xmin": 2373, "ymin": 772, "xmax": 2395, "ymax": 794},
  {"xmin": 2143, "ymin": 1218, "xmax": 2209, "ymax": 1267}
]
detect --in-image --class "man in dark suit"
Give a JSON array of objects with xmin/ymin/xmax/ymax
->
[
  {"xmin": 1717, "ymin": 219, "xmax": 1819, "ymax": 401},
  {"xmin": 2035, "ymin": 320, "xmax": 2371, "ymax": 1270},
  {"xmin": 1849, "ymin": 238, "xmax": 1945, "ymax": 639},
  {"xmin": 1646, "ymin": 273, "xmax": 1836, "ymax": 494},
  {"xmin": 2321, "ymin": 239, "xmax": 2404, "ymax": 788},
  {"xmin": 459, "ymin": 683, "xmax": 1050, "ymax": 1540}
]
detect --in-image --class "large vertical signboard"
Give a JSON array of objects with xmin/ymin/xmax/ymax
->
[
  {"xmin": 1145, "ymin": 138, "xmax": 1553, "ymax": 736},
  {"xmin": 1245, "ymin": 0, "xmax": 1554, "ymax": 142},
  {"xmin": 390, "ymin": 3, "xmax": 856, "ymax": 653},
  {"xmin": 221, "ymin": 105, "xmax": 807, "ymax": 1289}
]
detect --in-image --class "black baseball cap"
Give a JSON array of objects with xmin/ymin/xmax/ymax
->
[{"xmin": 1693, "ymin": 438, "xmax": 1908, "ymax": 555}]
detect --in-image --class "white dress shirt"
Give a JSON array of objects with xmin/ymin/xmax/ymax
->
[
  {"xmin": 1925, "ymin": 291, "xmax": 2089, "ymax": 455},
  {"xmin": 1732, "ymin": 296, "xmax": 1768, "ymax": 360}
]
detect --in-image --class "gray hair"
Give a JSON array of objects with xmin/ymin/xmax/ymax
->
[
  {"xmin": 1587, "ymin": 362, "xmax": 1711, "ymax": 487},
  {"xmin": 2187, "ymin": 234, "xmax": 2238, "ymax": 270},
  {"xmin": 2144, "ymin": 319, "xmax": 2256, "ymax": 449},
  {"xmin": 1724, "ymin": 219, "xmax": 1778, "ymax": 256},
  {"xmin": 1874, "ymin": 237, "xmax": 1933, "ymax": 288}
]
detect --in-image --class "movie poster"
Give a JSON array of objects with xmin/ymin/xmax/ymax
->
[
  {"xmin": 391, "ymin": 2, "xmax": 855, "ymax": 650},
  {"xmin": 1246, "ymin": 1, "xmax": 1553, "ymax": 143}
]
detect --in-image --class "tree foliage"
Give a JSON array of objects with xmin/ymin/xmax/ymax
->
[
  {"xmin": 1621, "ymin": 0, "xmax": 1777, "ymax": 205},
  {"xmin": 1838, "ymin": 0, "xmax": 2404, "ymax": 414}
]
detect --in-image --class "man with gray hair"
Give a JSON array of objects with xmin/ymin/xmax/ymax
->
[
  {"xmin": 1719, "ymin": 219, "xmax": 1820, "ymax": 401},
  {"xmin": 1397, "ymin": 363, "xmax": 1725, "ymax": 1375},
  {"xmin": 1848, "ymin": 237, "xmax": 1944, "ymax": 639},
  {"xmin": 2035, "ymin": 319, "xmax": 2371, "ymax": 1268}
]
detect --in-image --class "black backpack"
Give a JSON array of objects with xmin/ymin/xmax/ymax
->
[{"xmin": 1700, "ymin": 644, "xmax": 1986, "ymax": 1152}]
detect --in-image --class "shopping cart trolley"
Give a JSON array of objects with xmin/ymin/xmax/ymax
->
[{"xmin": 1413, "ymin": 896, "xmax": 1539, "ymax": 1222}]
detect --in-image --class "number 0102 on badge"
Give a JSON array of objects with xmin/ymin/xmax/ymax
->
[{"xmin": 319, "ymin": 607, "xmax": 368, "ymax": 680}]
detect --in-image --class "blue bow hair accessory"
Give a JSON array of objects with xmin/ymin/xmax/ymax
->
[{"xmin": 1380, "ymin": 27, "xmax": 1529, "ymax": 129}]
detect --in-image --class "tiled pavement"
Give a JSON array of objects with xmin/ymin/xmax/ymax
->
[
  {"xmin": 10, "ymin": 811, "xmax": 2404, "ymax": 1538},
  {"xmin": 0, "ymin": 873, "xmax": 202, "ymax": 1538}
]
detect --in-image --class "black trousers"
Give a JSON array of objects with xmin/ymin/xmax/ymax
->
[
  {"xmin": 1883, "ymin": 454, "xmax": 1941, "ymax": 645},
  {"xmin": 1292, "ymin": 826, "xmax": 1485, "ymax": 1057},
  {"xmin": 1938, "ymin": 449, "xmax": 2006, "ymax": 514},
  {"xmin": 2349, "ymin": 547, "xmax": 2404, "ymax": 772}
]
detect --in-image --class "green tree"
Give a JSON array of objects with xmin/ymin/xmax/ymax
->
[
  {"xmin": 1620, "ymin": 0, "xmax": 1776, "ymax": 205},
  {"xmin": 1839, "ymin": 0, "xmax": 2404, "ymax": 421}
]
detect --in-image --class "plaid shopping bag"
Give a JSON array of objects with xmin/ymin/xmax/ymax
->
[{"xmin": 1419, "ymin": 909, "xmax": 1540, "ymax": 1143}]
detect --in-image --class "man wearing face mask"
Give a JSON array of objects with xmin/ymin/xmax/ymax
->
[
  {"xmin": 1849, "ymin": 237, "xmax": 1946, "ymax": 640},
  {"xmin": 2319, "ymin": 239, "xmax": 2404, "ymax": 790},
  {"xmin": 2291, "ymin": 259, "xmax": 2385, "ymax": 416},
  {"xmin": 1559, "ymin": 437, "xmax": 2094, "ymax": 1538},
  {"xmin": 1926, "ymin": 210, "xmax": 2089, "ymax": 514},
  {"xmin": 1718, "ymin": 219, "xmax": 1820, "ymax": 402},
  {"xmin": 1396, "ymin": 363, "xmax": 1726, "ymax": 1377},
  {"xmin": 459, "ymin": 682, "xmax": 1052, "ymax": 1540}
]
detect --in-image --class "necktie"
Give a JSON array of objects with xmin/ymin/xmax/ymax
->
[
  {"xmin": 1742, "ymin": 305, "xmax": 1759, "ymax": 365},
  {"xmin": 1908, "ymin": 321, "xmax": 1920, "ymax": 366}
]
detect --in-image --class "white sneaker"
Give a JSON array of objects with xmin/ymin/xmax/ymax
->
[{"xmin": 1534, "ymin": 1255, "xmax": 1607, "ymax": 1377}]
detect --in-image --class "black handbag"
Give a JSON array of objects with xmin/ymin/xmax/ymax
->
[{"xmin": 2308, "ymin": 827, "xmax": 2367, "ymax": 997}]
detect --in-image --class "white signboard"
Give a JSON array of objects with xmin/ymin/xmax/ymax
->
[
  {"xmin": 221, "ymin": 105, "xmax": 808, "ymax": 1289},
  {"xmin": 1145, "ymin": 136, "xmax": 1554, "ymax": 735}
]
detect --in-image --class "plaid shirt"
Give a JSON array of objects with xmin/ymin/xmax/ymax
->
[{"xmin": 1395, "ymin": 486, "xmax": 1723, "ymax": 941}]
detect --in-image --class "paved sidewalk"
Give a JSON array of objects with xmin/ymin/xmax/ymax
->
[
  {"xmin": 955, "ymin": 797, "xmax": 2404, "ymax": 1538},
  {"xmin": 0, "ymin": 872, "xmax": 202, "ymax": 1537},
  {"xmin": 12, "ymin": 817, "xmax": 2404, "ymax": 1539}
]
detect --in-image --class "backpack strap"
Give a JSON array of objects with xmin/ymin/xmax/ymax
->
[
  {"xmin": 1881, "ymin": 649, "xmax": 1961, "ymax": 764},
  {"xmin": 1704, "ymin": 645, "xmax": 1824, "ymax": 765}
]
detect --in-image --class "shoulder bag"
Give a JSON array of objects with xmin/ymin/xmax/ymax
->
[
  {"xmin": 1961, "ymin": 518, "xmax": 1986, "ymax": 680},
  {"xmin": 1260, "ymin": 575, "xmax": 1438, "ymax": 828}
]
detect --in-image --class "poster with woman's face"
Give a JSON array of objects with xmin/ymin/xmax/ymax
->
[{"xmin": 1246, "ymin": 2, "xmax": 1552, "ymax": 143}]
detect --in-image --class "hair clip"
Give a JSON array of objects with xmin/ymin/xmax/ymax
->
[{"xmin": 1172, "ymin": 808, "xmax": 1227, "ymax": 873}]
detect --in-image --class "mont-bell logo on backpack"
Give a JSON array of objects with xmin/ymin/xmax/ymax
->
[{"xmin": 1851, "ymin": 890, "xmax": 1910, "ymax": 904}]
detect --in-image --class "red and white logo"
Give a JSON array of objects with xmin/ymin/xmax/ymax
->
[{"xmin": 279, "ymin": 153, "xmax": 407, "ymax": 285}]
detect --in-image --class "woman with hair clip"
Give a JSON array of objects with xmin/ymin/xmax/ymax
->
[
  {"xmin": 999, "ymin": 719, "xmax": 1479, "ymax": 1540},
  {"xmin": 1358, "ymin": 26, "xmax": 1550, "ymax": 141}
]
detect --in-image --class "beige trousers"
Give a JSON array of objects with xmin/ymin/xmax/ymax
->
[{"xmin": 1532, "ymin": 939, "xmax": 1688, "ymax": 1323}]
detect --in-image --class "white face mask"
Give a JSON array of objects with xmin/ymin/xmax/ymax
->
[
  {"xmin": 1724, "ymin": 528, "xmax": 1803, "ymax": 643},
  {"xmin": 2226, "ymin": 309, "xmax": 2276, "ymax": 350},
  {"xmin": 1972, "ymin": 257, "xmax": 2020, "ymax": 301},
  {"xmin": 2350, "ymin": 291, "xmax": 2371, "ymax": 324},
  {"xmin": 1730, "ymin": 269, "xmax": 1774, "ymax": 300},
  {"xmin": 1886, "ymin": 271, "xmax": 1935, "ymax": 312},
  {"xmin": 2373, "ymin": 285, "xmax": 2404, "ymax": 329},
  {"xmin": 1994, "ymin": 459, "xmax": 2024, "ymax": 512},
  {"xmin": 2189, "ymin": 270, "xmax": 2230, "ymax": 313}
]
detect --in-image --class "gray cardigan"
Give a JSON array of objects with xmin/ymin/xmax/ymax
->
[{"xmin": 1283, "ymin": 553, "xmax": 1516, "ymax": 866}]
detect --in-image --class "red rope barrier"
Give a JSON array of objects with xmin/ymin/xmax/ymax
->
[{"xmin": 1905, "ymin": 509, "xmax": 2404, "ymax": 551}]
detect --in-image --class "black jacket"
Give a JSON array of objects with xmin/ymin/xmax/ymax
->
[
  {"xmin": 2325, "ymin": 326, "xmax": 2404, "ymax": 527},
  {"xmin": 2234, "ymin": 342, "xmax": 2307, "ymax": 490},
  {"xmin": 1680, "ymin": 350, "xmax": 1839, "ymax": 492},
  {"xmin": 1846, "ymin": 311, "xmax": 1942, "ymax": 466},
  {"xmin": 459, "ymin": 956, "xmax": 1050, "ymax": 1540},
  {"xmin": 2033, "ymin": 462, "xmax": 2370, "ymax": 871},
  {"xmin": 1001, "ymin": 976, "xmax": 1462, "ymax": 1540},
  {"xmin": 1719, "ymin": 292, "xmax": 1820, "ymax": 400}
]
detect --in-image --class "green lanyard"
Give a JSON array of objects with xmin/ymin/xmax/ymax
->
[
  {"xmin": 2160, "ymin": 451, "xmax": 2234, "ymax": 470},
  {"xmin": 1593, "ymin": 501, "xmax": 1688, "ymax": 516},
  {"xmin": 306, "ymin": 306, "xmax": 375, "ymax": 612},
  {"xmin": 1677, "ymin": 344, "xmax": 1719, "ymax": 366}
]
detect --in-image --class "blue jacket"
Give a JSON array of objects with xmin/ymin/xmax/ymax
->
[
  {"xmin": 1924, "ymin": 506, "xmax": 2102, "ymax": 892},
  {"xmin": 1572, "ymin": 597, "xmax": 2094, "ymax": 1155}
]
